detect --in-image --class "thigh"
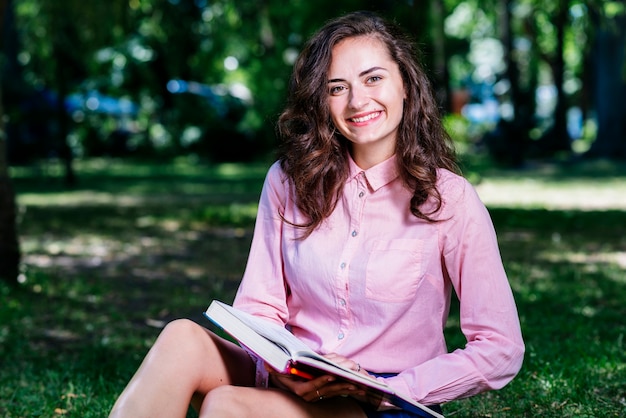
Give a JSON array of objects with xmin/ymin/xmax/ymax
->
[
  {"xmin": 177, "ymin": 322, "xmax": 256, "ymax": 407},
  {"xmin": 110, "ymin": 319, "xmax": 257, "ymax": 418},
  {"xmin": 200, "ymin": 385, "xmax": 367, "ymax": 418},
  {"xmin": 195, "ymin": 325, "xmax": 257, "ymax": 387},
  {"xmin": 154, "ymin": 319, "xmax": 255, "ymax": 385}
]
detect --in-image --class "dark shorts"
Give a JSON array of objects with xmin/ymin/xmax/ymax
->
[
  {"xmin": 358, "ymin": 373, "xmax": 442, "ymax": 418},
  {"xmin": 359, "ymin": 403, "xmax": 443, "ymax": 418}
]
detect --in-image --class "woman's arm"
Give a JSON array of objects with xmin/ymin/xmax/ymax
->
[{"xmin": 380, "ymin": 176, "xmax": 525, "ymax": 404}]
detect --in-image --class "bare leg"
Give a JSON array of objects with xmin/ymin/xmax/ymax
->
[
  {"xmin": 109, "ymin": 319, "xmax": 255, "ymax": 418},
  {"xmin": 199, "ymin": 385, "xmax": 367, "ymax": 418}
]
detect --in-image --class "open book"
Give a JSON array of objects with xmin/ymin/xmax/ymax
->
[{"xmin": 204, "ymin": 300, "xmax": 444, "ymax": 418}]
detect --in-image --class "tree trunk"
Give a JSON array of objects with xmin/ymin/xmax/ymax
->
[
  {"xmin": 490, "ymin": 0, "xmax": 528, "ymax": 167},
  {"xmin": 0, "ymin": 0, "xmax": 22, "ymax": 285},
  {"xmin": 430, "ymin": 0, "xmax": 451, "ymax": 112},
  {"xmin": 53, "ymin": 39, "xmax": 76, "ymax": 186},
  {"xmin": 0, "ymin": 151, "xmax": 20, "ymax": 286},
  {"xmin": 586, "ymin": 11, "xmax": 626, "ymax": 159},
  {"xmin": 549, "ymin": 0, "xmax": 571, "ymax": 153}
]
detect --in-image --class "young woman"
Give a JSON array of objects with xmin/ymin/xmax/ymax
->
[{"xmin": 109, "ymin": 11, "xmax": 524, "ymax": 418}]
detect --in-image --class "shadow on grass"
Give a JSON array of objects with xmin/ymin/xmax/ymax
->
[
  {"xmin": 2, "ymin": 180, "xmax": 626, "ymax": 416},
  {"xmin": 444, "ymin": 207, "xmax": 626, "ymax": 416}
]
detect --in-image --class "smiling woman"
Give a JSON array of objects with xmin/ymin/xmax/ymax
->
[
  {"xmin": 109, "ymin": 11, "xmax": 524, "ymax": 418},
  {"xmin": 327, "ymin": 36, "xmax": 406, "ymax": 169}
]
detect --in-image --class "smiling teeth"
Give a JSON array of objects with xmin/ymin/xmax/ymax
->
[{"xmin": 351, "ymin": 112, "xmax": 380, "ymax": 123}]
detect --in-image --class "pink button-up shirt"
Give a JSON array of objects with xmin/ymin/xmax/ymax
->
[{"xmin": 233, "ymin": 154, "xmax": 524, "ymax": 405}]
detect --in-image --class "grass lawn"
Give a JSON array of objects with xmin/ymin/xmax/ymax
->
[{"xmin": 1, "ymin": 156, "xmax": 625, "ymax": 417}]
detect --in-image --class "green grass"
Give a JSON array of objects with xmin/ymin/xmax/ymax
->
[{"xmin": 2, "ymin": 157, "xmax": 625, "ymax": 417}]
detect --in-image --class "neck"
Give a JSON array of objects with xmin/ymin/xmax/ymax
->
[{"xmin": 350, "ymin": 144, "xmax": 395, "ymax": 170}]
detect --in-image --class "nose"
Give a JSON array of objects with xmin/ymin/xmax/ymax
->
[{"xmin": 348, "ymin": 85, "xmax": 369, "ymax": 109}]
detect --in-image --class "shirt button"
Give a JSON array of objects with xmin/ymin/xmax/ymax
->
[
  {"xmin": 358, "ymin": 191, "xmax": 365, "ymax": 198},
  {"xmin": 351, "ymin": 230, "xmax": 358, "ymax": 237},
  {"xmin": 338, "ymin": 332, "xmax": 345, "ymax": 340},
  {"xmin": 339, "ymin": 298, "xmax": 346, "ymax": 306},
  {"xmin": 340, "ymin": 262, "xmax": 346, "ymax": 269}
]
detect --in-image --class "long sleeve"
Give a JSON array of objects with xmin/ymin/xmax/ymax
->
[
  {"xmin": 231, "ymin": 158, "xmax": 524, "ymax": 406},
  {"xmin": 233, "ymin": 162, "xmax": 290, "ymax": 325},
  {"xmin": 379, "ymin": 175, "xmax": 525, "ymax": 404}
]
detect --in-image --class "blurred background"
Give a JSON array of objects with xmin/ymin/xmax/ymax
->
[
  {"xmin": 1, "ymin": 2, "xmax": 626, "ymax": 416},
  {"xmin": 2, "ymin": 0, "xmax": 625, "ymax": 176}
]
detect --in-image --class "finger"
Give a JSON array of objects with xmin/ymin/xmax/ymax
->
[
  {"xmin": 272, "ymin": 374, "xmax": 335, "ymax": 402},
  {"xmin": 322, "ymin": 353, "xmax": 362, "ymax": 373},
  {"xmin": 306, "ymin": 376, "xmax": 337, "ymax": 402},
  {"xmin": 310, "ymin": 374, "xmax": 335, "ymax": 388},
  {"xmin": 314, "ymin": 387, "xmax": 323, "ymax": 402},
  {"xmin": 322, "ymin": 353, "xmax": 344, "ymax": 362},
  {"xmin": 313, "ymin": 381, "xmax": 366, "ymax": 401}
]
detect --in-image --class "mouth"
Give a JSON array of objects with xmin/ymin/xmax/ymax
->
[{"xmin": 349, "ymin": 111, "xmax": 381, "ymax": 123}]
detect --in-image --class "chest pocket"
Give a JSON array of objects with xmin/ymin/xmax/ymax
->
[{"xmin": 365, "ymin": 239, "xmax": 426, "ymax": 302}]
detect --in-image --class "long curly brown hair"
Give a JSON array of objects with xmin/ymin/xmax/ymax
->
[{"xmin": 277, "ymin": 11, "xmax": 458, "ymax": 238}]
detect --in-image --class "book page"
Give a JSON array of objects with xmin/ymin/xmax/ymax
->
[
  {"xmin": 214, "ymin": 302, "xmax": 318, "ymax": 358},
  {"xmin": 205, "ymin": 301, "xmax": 445, "ymax": 418}
]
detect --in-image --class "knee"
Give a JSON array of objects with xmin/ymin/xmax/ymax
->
[
  {"xmin": 202, "ymin": 386, "xmax": 252, "ymax": 416},
  {"xmin": 153, "ymin": 318, "xmax": 208, "ymax": 353},
  {"xmin": 204, "ymin": 385, "xmax": 240, "ymax": 404},
  {"xmin": 160, "ymin": 318, "xmax": 202, "ymax": 340}
]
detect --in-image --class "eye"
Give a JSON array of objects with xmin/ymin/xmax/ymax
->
[
  {"xmin": 367, "ymin": 75, "xmax": 383, "ymax": 84},
  {"xmin": 329, "ymin": 85, "xmax": 346, "ymax": 95}
]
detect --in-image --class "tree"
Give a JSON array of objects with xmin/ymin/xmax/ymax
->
[
  {"xmin": 12, "ymin": 0, "xmax": 128, "ymax": 181},
  {"xmin": 585, "ymin": 1, "xmax": 626, "ymax": 158},
  {"xmin": 498, "ymin": 0, "xmax": 533, "ymax": 166},
  {"xmin": 549, "ymin": 0, "xmax": 572, "ymax": 154},
  {"xmin": 0, "ymin": 0, "xmax": 21, "ymax": 285},
  {"xmin": 429, "ymin": 0, "xmax": 452, "ymax": 111},
  {"xmin": 7, "ymin": 0, "xmax": 447, "ymax": 163},
  {"xmin": 525, "ymin": 0, "xmax": 571, "ymax": 156}
]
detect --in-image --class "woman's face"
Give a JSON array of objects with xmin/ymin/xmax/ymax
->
[{"xmin": 327, "ymin": 35, "xmax": 405, "ymax": 169}]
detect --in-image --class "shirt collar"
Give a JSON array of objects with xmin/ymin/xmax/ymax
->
[{"xmin": 347, "ymin": 153, "xmax": 399, "ymax": 192}]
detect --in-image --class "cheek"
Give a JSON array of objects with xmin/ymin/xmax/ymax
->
[
  {"xmin": 389, "ymin": 91, "xmax": 406, "ymax": 115},
  {"xmin": 328, "ymin": 102, "xmax": 344, "ymax": 125}
]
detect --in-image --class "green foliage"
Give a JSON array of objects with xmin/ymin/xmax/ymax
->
[
  {"xmin": 9, "ymin": 0, "xmax": 621, "ymax": 163},
  {"xmin": 2, "ymin": 158, "xmax": 626, "ymax": 416}
]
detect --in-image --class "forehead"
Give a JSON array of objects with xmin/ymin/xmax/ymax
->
[{"xmin": 328, "ymin": 36, "xmax": 394, "ymax": 74}]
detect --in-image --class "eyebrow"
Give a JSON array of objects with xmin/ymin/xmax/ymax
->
[{"xmin": 328, "ymin": 66, "xmax": 389, "ymax": 83}]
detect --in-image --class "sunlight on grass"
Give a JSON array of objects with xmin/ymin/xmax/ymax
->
[
  {"xmin": 12, "ymin": 159, "xmax": 269, "ymax": 210},
  {"xmin": 9, "ymin": 157, "xmax": 271, "ymax": 178},
  {"xmin": 466, "ymin": 158, "xmax": 626, "ymax": 210},
  {"xmin": 3, "ymin": 157, "xmax": 626, "ymax": 417},
  {"xmin": 17, "ymin": 191, "xmax": 147, "ymax": 207},
  {"xmin": 476, "ymin": 177, "xmax": 626, "ymax": 210},
  {"xmin": 539, "ymin": 250, "xmax": 626, "ymax": 272}
]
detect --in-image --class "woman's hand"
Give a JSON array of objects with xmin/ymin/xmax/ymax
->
[
  {"xmin": 265, "ymin": 362, "xmax": 367, "ymax": 403},
  {"xmin": 320, "ymin": 353, "xmax": 381, "ymax": 406},
  {"xmin": 322, "ymin": 353, "xmax": 370, "ymax": 377}
]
